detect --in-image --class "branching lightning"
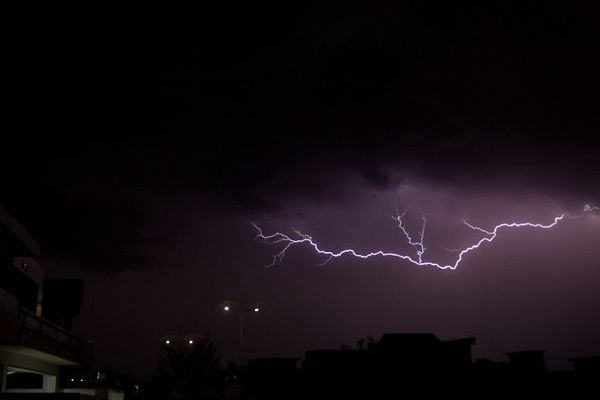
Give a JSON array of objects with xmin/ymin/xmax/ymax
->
[{"xmin": 253, "ymin": 204, "xmax": 598, "ymax": 270}]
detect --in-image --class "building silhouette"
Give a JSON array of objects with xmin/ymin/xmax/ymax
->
[
  {"xmin": 236, "ymin": 333, "xmax": 600, "ymax": 400},
  {"xmin": 0, "ymin": 205, "xmax": 91, "ymax": 396}
]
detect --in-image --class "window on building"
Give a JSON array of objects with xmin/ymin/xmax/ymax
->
[{"xmin": 6, "ymin": 369, "xmax": 43, "ymax": 390}]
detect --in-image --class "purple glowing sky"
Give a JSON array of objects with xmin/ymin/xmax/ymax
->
[
  {"xmin": 42, "ymin": 180, "xmax": 600, "ymax": 377},
  {"xmin": 4, "ymin": 1, "xmax": 600, "ymax": 380}
]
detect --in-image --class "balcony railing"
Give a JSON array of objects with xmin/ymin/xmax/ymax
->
[{"xmin": 19, "ymin": 309, "xmax": 92, "ymax": 360}]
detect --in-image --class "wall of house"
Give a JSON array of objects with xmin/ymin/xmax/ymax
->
[
  {"xmin": 61, "ymin": 388, "xmax": 125, "ymax": 400},
  {"xmin": 0, "ymin": 348, "xmax": 60, "ymax": 393},
  {"xmin": 60, "ymin": 388, "xmax": 96, "ymax": 396}
]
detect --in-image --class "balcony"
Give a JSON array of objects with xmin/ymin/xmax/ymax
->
[{"xmin": 17, "ymin": 309, "xmax": 92, "ymax": 366}]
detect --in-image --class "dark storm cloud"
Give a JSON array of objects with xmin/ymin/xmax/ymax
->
[
  {"xmin": 2, "ymin": 1, "xmax": 600, "ymax": 274},
  {"xmin": 3, "ymin": 1, "xmax": 600, "ymax": 379},
  {"xmin": 0, "ymin": 172, "xmax": 168, "ymax": 272}
]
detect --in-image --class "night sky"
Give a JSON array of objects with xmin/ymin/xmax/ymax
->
[{"xmin": 2, "ymin": 1, "xmax": 600, "ymax": 377}]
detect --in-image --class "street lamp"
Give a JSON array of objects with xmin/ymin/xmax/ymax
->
[
  {"xmin": 220, "ymin": 301, "xmax": 262, "ymax": 365},
  {"xmin": 159, "ymin": 335, "xmax": 199, "ymax": 347}
]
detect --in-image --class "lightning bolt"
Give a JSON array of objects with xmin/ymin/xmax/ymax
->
[
  {"xmin": 393, "ymin": 207, "xmax": 427, "ymax": 263},
  {"xmin": 252, "ymin": 204, "xmax": 598, "ymax": 270}
]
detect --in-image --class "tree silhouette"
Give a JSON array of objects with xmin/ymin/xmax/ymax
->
[
  {"xmin": 157, "ymin": 334, "xmax": 221, "ymax": 399},
  {"xmin": 340, "ymin": 335, "xmax": 376, "ymax": 351},
  {"xmin": 356, "ymin": 335, "xmax": 375, "ymax": 350}
]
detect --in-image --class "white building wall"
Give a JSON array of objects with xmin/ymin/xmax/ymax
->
[
  {"xmin": 0, "ymin": 349, "xmax": 60, "ymax": 393},
  {"xmin": 60, "ymin": 388, "xmax": 96, "ymax": 396},
  {"xmin": 0, "ymin": 348, "xmax": 60, "ymax": 376}
]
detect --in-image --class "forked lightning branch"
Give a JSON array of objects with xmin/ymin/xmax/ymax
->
[{"xmin": 253, "ymin": 205, "xmax": 599, "ymax": 270}]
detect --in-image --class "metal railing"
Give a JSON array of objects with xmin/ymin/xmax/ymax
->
[{"xmin": 19, "ymin": 309, "xmax": 92, "ymax": 359}]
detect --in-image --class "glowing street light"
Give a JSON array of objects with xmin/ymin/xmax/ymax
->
[{"xmin": 219, "ymin": 301, "xmax": 263, "ymax": 365}]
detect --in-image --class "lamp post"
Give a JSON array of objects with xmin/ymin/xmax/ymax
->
[{"xmin": 221, "ymin": 301, "xmax": 261, "ymax": 366}]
